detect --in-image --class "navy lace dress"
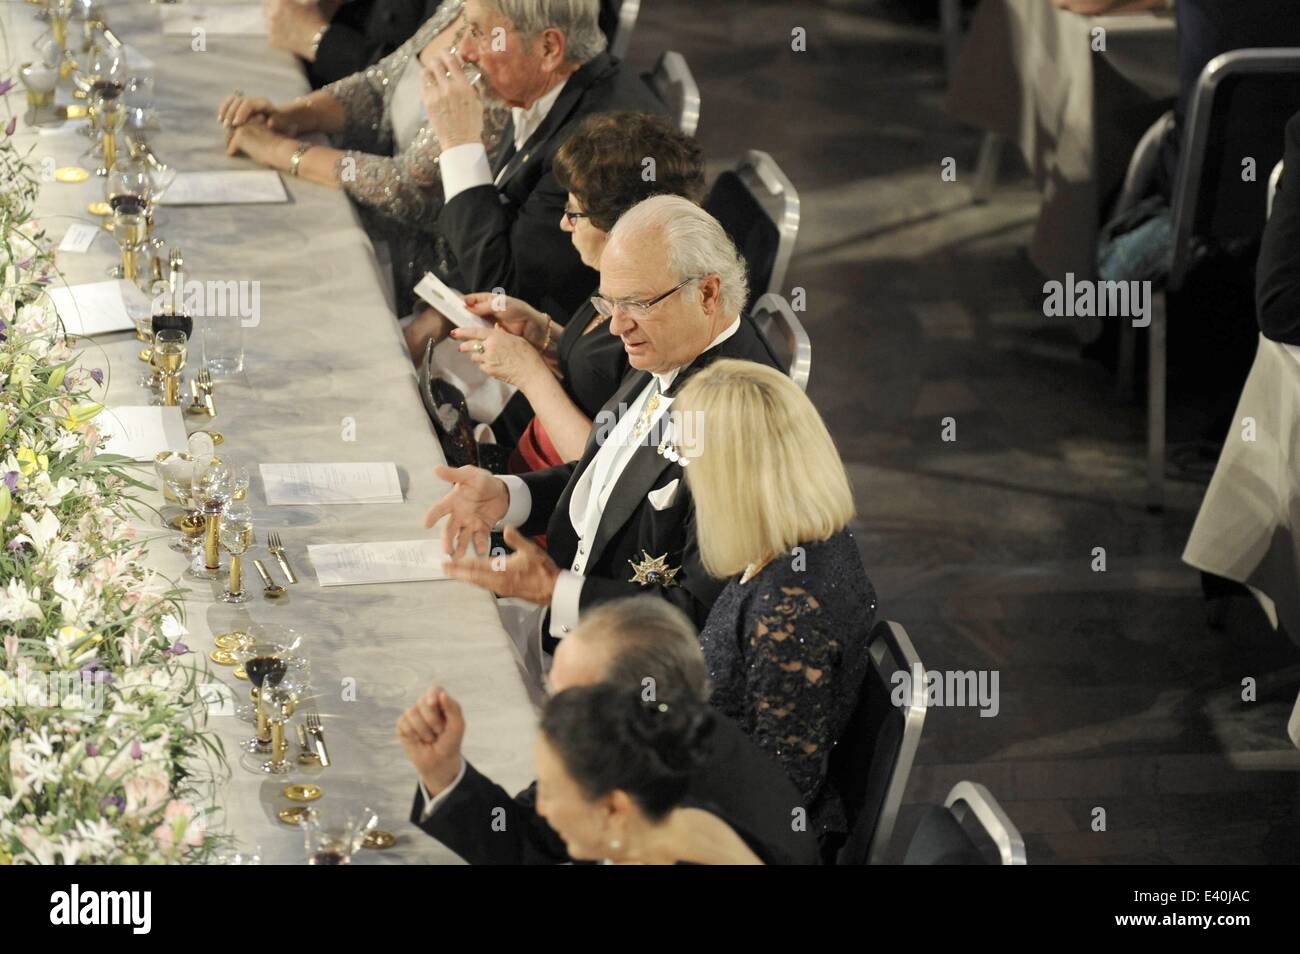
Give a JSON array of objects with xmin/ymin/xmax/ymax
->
[{"xmin": 697, "ymin": 528, "xmax": 877, "ymax": 840}]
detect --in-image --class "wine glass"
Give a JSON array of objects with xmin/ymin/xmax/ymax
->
[
  {"xmin": 188, "ymin": 457, "xmax": 231, "ymax": 580},
  {"xmin": 218, "ymin": 501, "xmax": 253, "ymax": 604},
  {"xmin": 229, "ymin": 463, "xmax": 250, "ymax": 502},
  {"xmin": 258, "ymin": 679, "xmax": 298, "ymax": 774},
  {"xmin": 154, "ymin": 451, "xmax": 204, "ymax": 553},
  {"xmin": 152, "ymin": 328, "xmax": 186, "ymax": 407},
  {"xmin": 105, "ymin": 153, "xmax": 152, "ymax": 279},
  {"xmin": 303, "ymin": 805, "xmax": 379, "ymax": 866},
  {"xmin": 232, "ymin": 638, "xmax": 289, "ymax": 755}
]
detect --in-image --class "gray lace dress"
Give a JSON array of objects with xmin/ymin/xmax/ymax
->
[{"xmin": 323, "ymin": 0, "xmax": 505, "ymax": 313}]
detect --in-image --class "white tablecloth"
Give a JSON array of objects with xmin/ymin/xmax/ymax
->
[
  {"xmin": 6, "ymin": 0, "xmax": 538, "ymax": 862},
  {"xmin": 1183, "ymin": 335, "xmax": 1300, "ymax": 747}
]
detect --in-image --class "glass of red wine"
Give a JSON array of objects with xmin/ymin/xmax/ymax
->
[
  {"xmin": 303, "ymin": 805, "xmax": 378, "ymax": 866},
  {"xmin": 233, "ymin": 639, "xmax": 289, "ymax": 755}
]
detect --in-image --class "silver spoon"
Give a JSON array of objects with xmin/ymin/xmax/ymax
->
[{"xmin": 252, "ymin": 559, "xmax": 287, "ymax": 599}]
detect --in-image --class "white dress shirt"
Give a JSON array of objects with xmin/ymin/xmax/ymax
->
[
  {"xmin": 498, "ymin": 318, "xmax": 743, "ymax": 639},
  {"xmin": 417, "ymin": 759, "xmax": 468, "ymax": 820},
  {"xmin": 439, "ymin": 78, "xmax": 570, "ymax": 202}
]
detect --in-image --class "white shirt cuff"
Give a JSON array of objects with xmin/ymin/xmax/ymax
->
[
  {"xmin": 440, "ymin": 143, "xmax": 493, "ymax": 203},
  {"xmin": 548, "ymin": 570, "xmax": 584, "ymax": 639},
  {"xmin": 418, "ymin": 759, "xmax": 468, "ymax": 821},
  {"xmin": 496, "ymin": 475, "xmax": 532, "ymax": 530}
]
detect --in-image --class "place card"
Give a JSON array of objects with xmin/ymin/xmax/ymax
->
[
  {"xmin": 98, "ymin": 406, "xmax": 189, "ymax": 461},
  {"xmin": 159, "ymin": 171, "xmax": 288, "ymax": 206},
  {"xmin": 413, "ymin": 272, "xmax": 492, "ymax": 331},
  {"xmin": 159, "ymin": 4, "xmax": 266, "ymax": 36},
  {"xmin": 260, "ymin": 462, "xmax": 403, "ymax": 506},
  {"xmin": 58, "ymin": 223, "xmax": 100, "ymax": 253},
  {"xmin": 307, "ymin": 539, "xmax": 449, "ymax": 587},
  {"xmin": 45, "ymin": 279, "xmax": 149, "ymax": 336}
]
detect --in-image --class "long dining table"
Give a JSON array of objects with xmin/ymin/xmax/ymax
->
[{"xmin": 6, "ymin": 0, "xmax": 538, "ymax": 863}]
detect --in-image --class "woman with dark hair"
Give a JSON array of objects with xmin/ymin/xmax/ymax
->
[
  {"xmin": 405, "ymin": 111, "xmax": 706, "ymax": 470},
  {"xmin": 536, "ymin": 684, "xmax": 784, "ymax": 865}
]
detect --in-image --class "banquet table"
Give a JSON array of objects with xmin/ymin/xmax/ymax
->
[
  {"xmin": 5, "ymin": 0, "xmax": 538, "ymax": 862},
  {"xmin": 946, "ymin": 0, "xmax": 1178, "ymax": 281},
  {"xmin": 1183, "ymin": 335, "xmax": 1300, "ymax": 749}
]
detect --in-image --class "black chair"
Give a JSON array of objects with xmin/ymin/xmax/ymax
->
[
  {"xmin": 749, "ymin": 292, "xmax": 811, "ymax": 390},
  {"xmin": 642, "ymin": 51, "xmax": 700, "ymax": 136},
  {"xmin": 608, "ymin": 0, "xmax": 640, "ymax": 61},
  {"xmin": 904, "ymin": 782, "xmax": 1027, "ymax": 865},
  {"xmin": 829, "ymin": 619, "xmax": 927, "ymax": 865},
  {"xmin": 1128, "ymin": 49, "xmax": 1300, "ymax": 510},
  {"xmin": 704, "ymin": 150, "xmax": 801, "ymax": 301}
]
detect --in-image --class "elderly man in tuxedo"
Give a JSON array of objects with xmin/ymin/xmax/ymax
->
[
  {"xmin": 415, "ymin": 0, "xmax": 667, "ymax": 324},
  {"xmin": 398, "ymin": 597, "xmax": 819, "ymax": 865},
  {"xmin": 424, "ymin": 196, "xmax": 780, "ymax": 651}
]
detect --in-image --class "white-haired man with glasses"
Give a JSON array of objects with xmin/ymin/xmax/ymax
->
[
  {"xmin": 423, "ymin": 196, "xmax": 781, "ymax": 660},
  {"xmin": 419, "ymin": 0, "xmax": 667, "ymax": 320}
]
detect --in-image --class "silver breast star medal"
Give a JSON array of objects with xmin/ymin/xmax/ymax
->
[{"xmin": 628, "ymin": 551, "xmax": 681, "ymax": 587}]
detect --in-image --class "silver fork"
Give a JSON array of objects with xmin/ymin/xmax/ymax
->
[
  {"xmin": 267, "ymin": 531, "xmax": 298, "ymax": 585},
  {"xmin": 305, "ymin": 712, "xmax": 330, "ymax": 767}
]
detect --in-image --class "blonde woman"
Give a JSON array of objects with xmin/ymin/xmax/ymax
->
[{"xmin": 673, "ymin": 358, "xmax": 877, "ymax": 852}]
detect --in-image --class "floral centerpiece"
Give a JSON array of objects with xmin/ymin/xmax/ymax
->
[{"xmin": 1, "ymin": 67, "xmax": 227, "ymax": 864}]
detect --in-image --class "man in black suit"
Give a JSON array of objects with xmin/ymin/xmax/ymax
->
[
  {"xmin": 418, "ymin": 0, "xmax": 668, "ymax": 320},
  {"xmin": 424, "ymin": 198, "xmax": 779, "ymax": 653},
  {"xmin": 1258, "ymin": 110, "xmax": 1300, "ymax": 345},
  {"xmin": 397, "ymin": 597, "xmax": 819, "ymax": 865}
]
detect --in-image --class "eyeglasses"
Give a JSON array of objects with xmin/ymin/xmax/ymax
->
[
  {"xmin": 591, "ymin": 277, "xmax": 699, "ymax": 321},
  {"xmin": 562, "ymin": 207, "xmax": 590, "ymax": 226}
]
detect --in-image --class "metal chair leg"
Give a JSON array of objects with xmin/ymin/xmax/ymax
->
[
  {"xmin": 972, "ymin": 133, "xmax": 1002, "ymax": 204},
  {"xmin": 1146, "ymin": 292, "xmax": 1167, "ymax": 511}
]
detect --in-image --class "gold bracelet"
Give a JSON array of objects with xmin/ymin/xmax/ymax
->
[{"xmin": 289, "ymin": 141, "xmax": 312, "ymax": 177}]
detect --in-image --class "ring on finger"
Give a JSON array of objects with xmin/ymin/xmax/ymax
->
[{"xmin": 473, "ymin": 342, "xmax": 485, "ymax": 354}]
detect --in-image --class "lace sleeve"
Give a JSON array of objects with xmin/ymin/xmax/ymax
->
[
  {"xmin": 338, "ymin": 124, "xmax": 444, "ymax": 232},
  {"xmin": 742, "ymin": 585, "xmax": 841, "ymax": 805},
  {"xmin": 338, "ymin": 105, "xmax": 508, "ymax": 231},
  {"xmin": 323, "ymin": 60, "xmax": 388, "ymax": 156}
]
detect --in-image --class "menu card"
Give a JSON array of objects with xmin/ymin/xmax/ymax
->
[
  {"xmin": 307, "ymin": 540, "xmax": 448, "ymax": 586},
  {"xmin": 260, "ymin": 462, "xmax": 403, "ymax": 506}
]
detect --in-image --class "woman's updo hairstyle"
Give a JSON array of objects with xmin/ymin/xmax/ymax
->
[{"xmin": 540, "ymin": 683, "xmax": 715, "ymax": 821}]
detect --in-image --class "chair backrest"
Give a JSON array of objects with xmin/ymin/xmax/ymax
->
[
  {"xmin": 642, "ymin": 51, "xmax": 700, "ymax": 136},
  {"xmin": 749, "ymin": 292, "xmax": 811, "ymax": 390},
  {"xmin": 1268, "ymin": 158, "xmax": 1284, "ymax": 220},
  {"xmin": 944, "ymin": 781, "xmax": 1027, "ymax": 865},
  {"xmin": 1170, "ymin": 49, "xmax": 1300, "ymax": 289},
  {"xmin": 608, "ymin": 0, "xmax": 640, "ymax": 61},
  {"xmin": 704, "ymin": 150, "xmax": 800, "ymax": 301},
  {"xmin": 830, "ymin": 619, "xmax": 927, "ymax": 865}
]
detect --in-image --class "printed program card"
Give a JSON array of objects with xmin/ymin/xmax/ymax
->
[
  {"xmin": 99, "ymin": 406, "xmax": 189, "ymax": 461},
  {"xmin": 307, "ymin": 540, "xmax": 449, "ymax": 586},
  {"xmin": 260, "ymin": 462, "xmax": 403, "ymax": 506}
]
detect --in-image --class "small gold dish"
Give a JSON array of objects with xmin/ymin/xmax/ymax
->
[
  {"xmin": 54, "ymin": 166, "xmax": 90, "ymax": 183},
  {"xmin": 232, "ymin": 665, "xmax": 248, "ymax": 681},
  {"xmin": 86, "ymin": 200, "xmax": 111, "ymax": 216},
  {"xmin": 284, "ymin": 783, "xmax": 322, "ymax": 803},
  {"xmin": 64, "ymin": 103, "xmax": 88, "ymax": 118},
  {"xmin": 213, "ymin": 631, "xmax": 251, "ymax": 651},
  {"xmin": 278, "ymin": 806, "xmax": 311, "ymax": 826},
  {"xmin": 209, "ymin": 648, "xmax": 237, "ymax": 666},
  {"xmin": 362, "ymin": 830, "xmax": 396, "ymax": 850}
]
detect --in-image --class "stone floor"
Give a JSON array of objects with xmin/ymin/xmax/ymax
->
[{"xmin": 630, "ymin": 0, "xmax": 1300, "ymax": 863}]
